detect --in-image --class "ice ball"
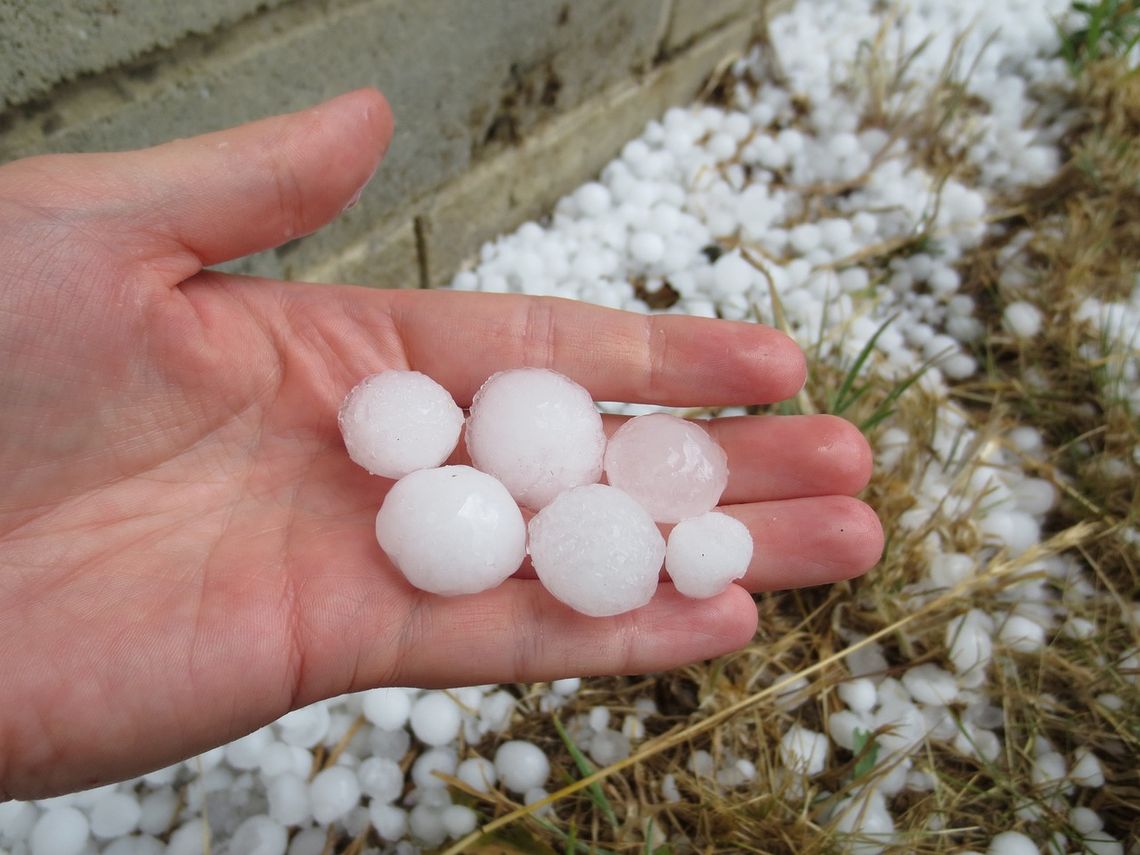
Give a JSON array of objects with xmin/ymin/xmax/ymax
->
[
  {"xmin": 494, "ymin": 741, "xmax": 550, "ymax": 794},
  {"xmin": 664, "ymin": 512, "xmax": 752, "ymax": 597},
  {"xmin": 339, "ymin": 370, "xmax": 464, "ymax": 480},
  {"xmin": 409, "ymin": 692, "xmax": 462, "ymax": 747},
  {"xmin": 30, "ymin": 807, "xmax": 89, "ymax": 855},
  {"xmin": 308, "ymin": 766, "xmax": 360, "ymax": 825},
  {"xmin": 604, "ymin": 414, "xmax": 728, "ymax": 523},
  {"xmin": 456, "ymin": 757, "xmax": 497, "ymax": 792},
  {"xmin": 89, "ymin": 792, "xmax": 141, "ymax": 839},
  {"xmin": 229, "ymin": 815, "xmax": 288, "ymax": 855},
  {"xmin": 361, "ymin": 686, "xmax": 412, "ymax": 731},
  {"xmin": 465, "ymin": 368, "xmax": 605, "ymax": 509},
  {"xmin": 528, "ymin": 484, "xmax": 665, "ymax": 617},
  {"xmin": 376, "ymin": 465, "xmax": 526, "ymax": 595}
]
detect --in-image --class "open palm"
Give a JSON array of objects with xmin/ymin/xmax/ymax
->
[{"xmin": 0, "ymin": 90, "xmax": 882, "ymax": 800}]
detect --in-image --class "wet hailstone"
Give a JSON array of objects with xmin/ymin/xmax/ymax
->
[
  {"xmin": 465, "ymin": 368, "xmax": 606, "ymax": 510},
  {"xmin": 375, "ymin": 465, "xmax": 526, "ymax": 595},
  {"xmin": 603, "ymin": 413, "xmax": 728, "ymax": 523},
  {"xmin": 528, "ymin": 484, "xmax": 665, "ymax": 617},
  {"xmin": 665, "ymin": 511, "xmax": 753, "ymax": 598},
  {"xmin": 339, "ymin": 370, "xmax": 464, "ymax": 479}
]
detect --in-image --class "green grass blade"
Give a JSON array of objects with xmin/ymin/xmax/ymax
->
[
  {"xmin": 552, "ymin": 716, "xmax": 619, "ymax": 830},
  {"xmin": 831, "ymin": 314, "xmax": 899, "ymax": 415},
  {"xmin": 851, "ymin": 728, "xmax": 881, "ymax": 780},
  {"xmin": 858, "ymin": 358, "xmax": 931, "ymax": 433},
  {"xmin": 534, "ymin": 816, "xmax": 621, "ymax": 855}
]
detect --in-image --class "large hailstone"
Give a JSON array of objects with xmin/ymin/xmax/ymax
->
[
  {"xmin": 376, "ymin": 466, "xmax": 526, "ymax": 595},
  {"xmin": 603, "ymin": 413, "xmax": 728, "ymax": 523},
  {"xmin": 528, "ymin": 484, "xmax": 665, "ymax": 617},
  {"xmin": 665, "ymin": 512, "xmax": 753, "ymax": 598},
  {"xmin": 339, "ymin": 370, "xmax": 464, "ymax": 479},
  {"xmin": 465, "ymin": 368, "xmax": 606, "ymax": 509}
]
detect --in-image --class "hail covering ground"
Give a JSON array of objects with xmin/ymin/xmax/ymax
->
[{"xmin": 2, "ymin": 0, "xmax": 1137, "ymax": 853}]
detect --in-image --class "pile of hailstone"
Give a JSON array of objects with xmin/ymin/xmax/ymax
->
[{"xmin": 339, "ymin": 367, "xmax": 754, "ymax": 616}]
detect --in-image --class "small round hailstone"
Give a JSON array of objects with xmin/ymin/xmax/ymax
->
[
  {"xmin": 230, "ymin": 815, "xmax": 288, "ymax": 855},
  {"xmin": 376, "ymin": 466, "xmax": 526, "ymax": 595},
  {"xmin": 630, "ymin": 231, "xmax": 666, "ymax": 264},
  {"xmin": 779, "ymin": 725, "xmax": 829, "ymax": 777},
  {"xmin": 665, "ymin": 512, "xmax": 753, "ymax": 598},
  {"xmin": 408, "ymin": 803, "xmax": 448, "ymax": 847},
  {"xmin": 1002, "ymin": 301, "xmax": 1043, "ymax": 339},
  {"xmin": 1070, "ymin": 746, "xmax": 1105, "ymax": 788},
  {"xmin": 361, "ymin": 687, "xmax": 412, "ymax": 731},
  {"xmin": 834, "ymin": 790, "xmax": 894, "ymax": 839},
  {"xmin": 998, "ymin": 613, "xmax": 1046, "ymax": 652},
  {"xmin": 550, "ymin": 677, "xmax": 580, "ymax": 695},
  {"xmin": 588, "ymin": 729, "xmax": 632, "ymax": 766},
  {"xmin": 309, "ymin": 766, "xmax": 361, "ymax": 825},
  {"xmin": 357, "ymin": 756, "xmax": 404, "ymax": 803},
  {"xmin": 89, "ymin": 792, "xmax": 141, "ymax": 838},
  {"xmin": 226, "ymin": 727, "xmax": 272, "ymax": 770},
  {"xmin": 901, "ymin": 663, "xmax": 959, "ymax": 706},
  {"xmin": 267, "ymin": 773, "xmax": 311, "ymax": 827},
  {"xmin": 466, "ymin": 369, "xmax": 606, "ymax": 509},
  {"xmin": 369, "ymin": 803, "xmax": 408, "ymax": 841},
  {"xmin": 138, "ymin": 788, "xmax": 178, "ymax": 836},
  {"xmin": 575, "ymin": 182, "xmax": 611, "ymax": 217},
  {"xmin": 339, "ymin": 371, "xmax": 464, "ymax": 479},
  {"xmin": 0, "ymin": 800, "xmax": 37, "ymax": 842},
  {"xmin": 456, "ymin": 757, "xmax": 497, "ymax": 792},
  {"xmin": 494, "ymin": 741, "xmax": 550, "ymax": 794},
  {"xmin": 288, "ymin": 827, "xmax": 327, "ymax": 855},
  {"xmin": 441, "ymin": 805, "xmax": 478, "ymax": 838},
  {"xmin": 528, "ymin": 484, "xmax": 665, "ymax": 617},
  {"xmin": 30, "ymin": 807, "xmax": 89, "ymax": 855},
  {"xmin": 838, "ymin": 678, "xmax": 877, "ymax": 714},
  {"xmin": 605, "ymin": 414, "xmax": 728, "ymax": 523},
  {"xmin": 409, "ymin": 692, "xmax": 463, "ymax": 747},
  {"xmin": 167, "ymin": 820, "xmax": 208, "ymax": 855},
  {"xmin": 412, "ymin": 747, "xmax": 458, "ymax": 791},
  {"xmin": 275, "ymin": 704, "xmax": 330, "ymax": 749},
  {"xmin": 987, "ymin": 831, "xmax": 1039, "ymax": 855},
  {"xmin": 711, "ymin": 252, "xmax": 755, "ymax": 296}
]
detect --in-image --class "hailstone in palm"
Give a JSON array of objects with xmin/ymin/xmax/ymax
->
[
  {"xmin": 375, "ymin": 466, "xmax": 525, "ymax": 595},
  {"xmin": 528, "ymin": 484, "xmax": 665, "ymax": 617},
  {"xmin": 465, "ymin": 368, "xmax": 606, "ymax": 509},
  {"xmin": 603, "ymin": 413, "xmax": 728, "ymax": 522},
  {"xmin": 665, "ymin": 512, "xmax": 753, "ymax": 598},
  {"xmin": 339, "ymin": 370, "xmax": 464, "ymax": 479}
]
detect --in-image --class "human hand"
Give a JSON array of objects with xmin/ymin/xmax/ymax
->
[{"xmin": 0, "ymin": 89, "xmax": 882, "ymax": 799}]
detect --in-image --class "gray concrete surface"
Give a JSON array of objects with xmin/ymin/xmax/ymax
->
[{"xmin": 0, "ymin": 0, "xmax": 294, "ymax": 110}]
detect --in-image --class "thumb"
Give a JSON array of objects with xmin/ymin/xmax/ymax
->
[{"xmin": 4, "ymin": 88, "xmax": 393, "ymax": 272}]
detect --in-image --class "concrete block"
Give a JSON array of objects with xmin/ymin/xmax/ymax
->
[
  {"xmin": 664, "ymin": 0, "xmax": 762, "ymax": 53},
  {"xmin": 0, "ymin": 0, "xmax": 292, "ymax": 110},
  {"xmin": 298, "ymin": 215, "xmax": 420, "ymax": 289}
]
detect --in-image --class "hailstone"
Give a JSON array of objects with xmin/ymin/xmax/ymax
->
[
  {"xmin": 665, "ymin": 512, "xmax": 753, "ymax": 598},
  {"xmin": 339, "ymin": 370, "xmax": 464, "ymax": 479},
  {"xmin": 465, "ymin": 368, "xmax": 605, "ymax": 509},
  {"xmin": 603, "ymin": 413, "xmax": 728, "ymax": 522},
  {"xmin": 375, "ymin": 466, "xmax": 525, "ymax": 595},
  {"xmin": 528, "ymin": 484, "xmax": 665, "ymax": 617}
]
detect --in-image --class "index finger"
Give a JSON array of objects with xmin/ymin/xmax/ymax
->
[{"xmin": 387, "ymin": 290, "xmax": 806, "ymax": 406}]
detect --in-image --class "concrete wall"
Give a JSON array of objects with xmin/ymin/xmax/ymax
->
[{"xmin": 1, "ymin": 0, "xmax": 774, "ymax": 287}]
